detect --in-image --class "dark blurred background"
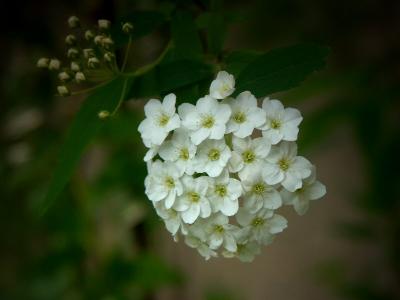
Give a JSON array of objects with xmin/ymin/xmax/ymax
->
[{"xmin": 1, "ymin": 0, "xmax": 400, "ymax": 299}]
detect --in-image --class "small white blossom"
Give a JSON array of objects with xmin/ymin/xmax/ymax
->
[
  {"xmin": 144, "ymin": 160, "xmax": 183, "ymax": 208},
  {"xmin": 236, "ymin": 208, "xmax": 287, "ymax": 245},
  {"xmin": 138, "ymin": 93, "xmax": 181, "ymax": 146},
  {"xmin": 179, "ymin": 96, "xmax": 231, "ymax": 145},
  {"xmin": 185, "ymin": 235, "xmax": 217, "ymax": 260},
  {"xmin": 193, "ymin": 139, "xmax": 231, "ymax": 177},
  {"xmin": 232, "ymin": 136, "xmax": 271, "ymax": 180},
  {"xmin": 281, "ymin": 166, "xmax": 326, "ymax": 215},
  {"xmin": 207, "ymin": 170, "xmax": 242, "ymax": 216},
  {"xmin": 203, "ymin": 214, "xmax": 238, "ymax": 252},
  {"xmin": 153, "ymin": 201, "xmax": 187, "ymax": 236},
  {"xmin": 174, "ymin": 176, "xmax": 211, "ymax": 224},
  {"xmin": 222, "ymin": 229, "xmax": 261, "ymax": 262},
  {"xmin": 158, "ymin": 129, "xmax": 196, "ymax": 174},
  {"xmin": 226, "ymin": 91, "xmax": 266, "ymax": 138},
  {"xmin": 260, "ymin": 98, "xmax": 303, "ymax": 144},
  {"xmin": 210, "ymin": 71, "xmax": 235, "ymax": 99},
  {"xmin": 263, "ymin": 141, "xmax": 312, "ymax": 192},
  {"xmin": 242, "ymin": 168, "xmax": 282, "ymax": 213}
]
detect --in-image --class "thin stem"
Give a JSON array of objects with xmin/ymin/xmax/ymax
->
[
  {"xmin": 111, "ymin": 77, "xmax": 129, "ymax": 116},
  {"xmin": 70, "ymin": 80, "xmax": 113, "ymax": 96},
  {"xmin": 124, "ymin": 41, "xmax": 172, "ymax": 77},
  {"xmin": 121, "ymin": 36, "xmax": 132, "ymax": 72}
]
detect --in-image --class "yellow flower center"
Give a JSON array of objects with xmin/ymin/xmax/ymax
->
[
  {"xmin": 158, "ymin": 113, "xmax": 170, "ymax": 127},
  {"xmin": 164, "ymin": 176, "xmax": 175, "ymax": 189},
  {"xmin": 208, "ymin": 148, "xmax": 220, "ymax": 161},
  {"xmin": 251, "ymin": 217, "xmax": 265, "ymax": 227},
  {"xmin": 278, "ymin": 158, "xmax": 290, "ymax": 171},
  {"xmin": 214, "ymin": 224, "xmax": 225, "ymax": 233},
  {"xmin": 270, "ymin": 119, "xmax": 281, "ymax": 129},
  {"xmin": 242, "ymin": 150, "xmax": 255, "ymax": 164},
  {"xmin": 179, "ymin": 147, "xmax": 189, "ymax": 160},
  {"xmin": 201, "ymin": 115, "xmax": 215, "ymax": 128},
  {"xmin": 188, "ymin": 191, "xmax": 200, "ymax": 203},
  {"xmin": 233, "ymin": 111, "xmax": 246, "ymax": 124},
  {"xmin": 215, "ymin": 184, "xmax": 227, "ymax": 197},
  {"xmin": 252, "ymin": 182, "xmax": 265, "ymax": 195}
]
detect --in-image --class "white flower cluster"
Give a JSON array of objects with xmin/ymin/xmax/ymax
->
[{"xmin": 138, "ymin": 71, "xmax": 326, "ymax": 262}]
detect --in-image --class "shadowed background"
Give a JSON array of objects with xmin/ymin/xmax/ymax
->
[{"xmin": 1, "ymin": 0, "xmax": 399, "ymax": 299}]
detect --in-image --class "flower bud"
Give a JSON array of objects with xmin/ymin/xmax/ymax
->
[
  {"xmin": 94, "ymin": 35, "xmax": 104, "ymax": 45},
  {"xmin": 85, "ymin": 30, "xmax": 94, "ymax": 41},
  {"xmin": 65, "ymin": 34, "xmax": 76, "ymax": 45},
  {"xmin": 75, "ymin": 72, "xmax": 86, "ymax": 83},
  {"xmin": 122, "ymin": 22, "xmax": 134, "ymax": 34},
  {"xmin": 70, "ymin": 61, "xmax": 80, "ymax": 72},
  {"xmin": 98, "ymin": 19, "xmax": 111, "ymax": 30},
  {"xmin": 83, "ymin": 48, "xmax": 95, "ymax": 59},
  {"xmin": 67, "ymin": 48, "xmax": 79, "ymax": 59},
  {"xmin": 58, "ymin": 71, "xmax": 70, "ymax": 82},
  {"xmin": 88, "ymin": 57, "xmax": 100, "ymax": 68},
  {"xmin": 101, "ymin": 37, "xmax": 114, "ymax": 49},
  {"xmin": 37, "ymin": 57, "xmax": 49, "ymax": 68},
  {"xmin": 103, "ymin": 52, "xmax": 115, "ymax": 62},
  {"xmin": 68, "ymin": 16, "xmax": 80, "ymax": 28},
  {"xmin": 48, "ymin": 59, "xmax": 61, "ymax": 70},
  {"xmin": 57, "ymin": 85, "xmax": 70, "ymax": 96},
  {"xmin": 98, "ymin": 110, "xmax": 110, "ymax": 119}
]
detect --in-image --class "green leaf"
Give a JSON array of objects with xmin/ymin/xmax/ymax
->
[
  {"xmin": 128, "ymin": 59, "xmax": 212, "ymax": 98},
  {"xmin": 170, "ymin": 11, "xmax": 202, "ymax": 60},
  {"xmin": 235, "ymin": 44, "xmax": 330, "ymax": 97},
  {"xmin": 224, "ymin": 50, "xmax": 261, "ymax": 77},
  {"xmin": 197, "ymin": 12, "xmax": 227, "ymax": 55},
  {"xmin": 112, "ymin": 11, "xmax": 167, "ymax": 47},
  {"xmin": 40, "ymin": 77, "xmax": 131, "ymax": 215}
]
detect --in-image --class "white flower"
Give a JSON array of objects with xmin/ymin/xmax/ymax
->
[
  {"xmin": 232, "ymin": 136, "xmax": 271, "ymax": 180},
  {"xmin": 159, "ymin": 129, "xmax": 196, "ymax": 174},
  {"xmin": 144, "ymin": 160, "xmax": 183, "ymax": 208},
  {"xmin": 263, "ymin": 141, "xmax": 312, "ymax": 192},
  {"xmin": 153, "ymin": 201, "xmax": 187, "ymax": 236},
  {"xmin": 143, "ymin": 145, "xmax": 159, "ymax": 162},
  {"xmin": 209, "ymin": 71, "xmax": 235, "ymax": 99},
  {"xmin": 281, "ymin": 166, "xmax": 326, "ymax": 215},
  {"xmin": 184, "ymin": 235, "xmax": 217, "ymax": 260},
  {"xmin": 207, "ymin": 170, "xmax": 242, "ymax": 216},
  {"xmin": 193, "ymin": 139, "xmax": 231, "ymax": 177},
  {"xmin": 203, "ymin": 214, "xmax": 238, "ymax": 252},
  {"xmin": 242, "ymin": 168, "xmax": 282, "ymax": 213},
  {"xmin": 225, "ymin": 91, "xmax": 266, "ymax": 138},
  {"xmin": 222, "ymin": 229, "xmax": 261, "ymax": 262},
  {"xmin": 260, "ymin": 98, "xmax": 302, "ymax": 144},
  {"xmin": 138, "ymin": 93, "xmax": 181, "ymax": 146},
  {"xmin": 179, "ymin": 96, "xmax": 231, "ymax": 145},
  {"xmin": 236, "ymin": 208, "xmax": 287, "ymax": 245},
  {"xmin": 174, "ymin": 176, "xmax": 211, "ymax": 224}
]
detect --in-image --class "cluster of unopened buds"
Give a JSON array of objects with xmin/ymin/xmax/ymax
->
[
  {"xmin": 138, "ymin": 71, "xmax": 326, "ymax": 262},
  {"xmin": 37, "ymin": 15, "xmax": 133, "ymax": 96}
]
